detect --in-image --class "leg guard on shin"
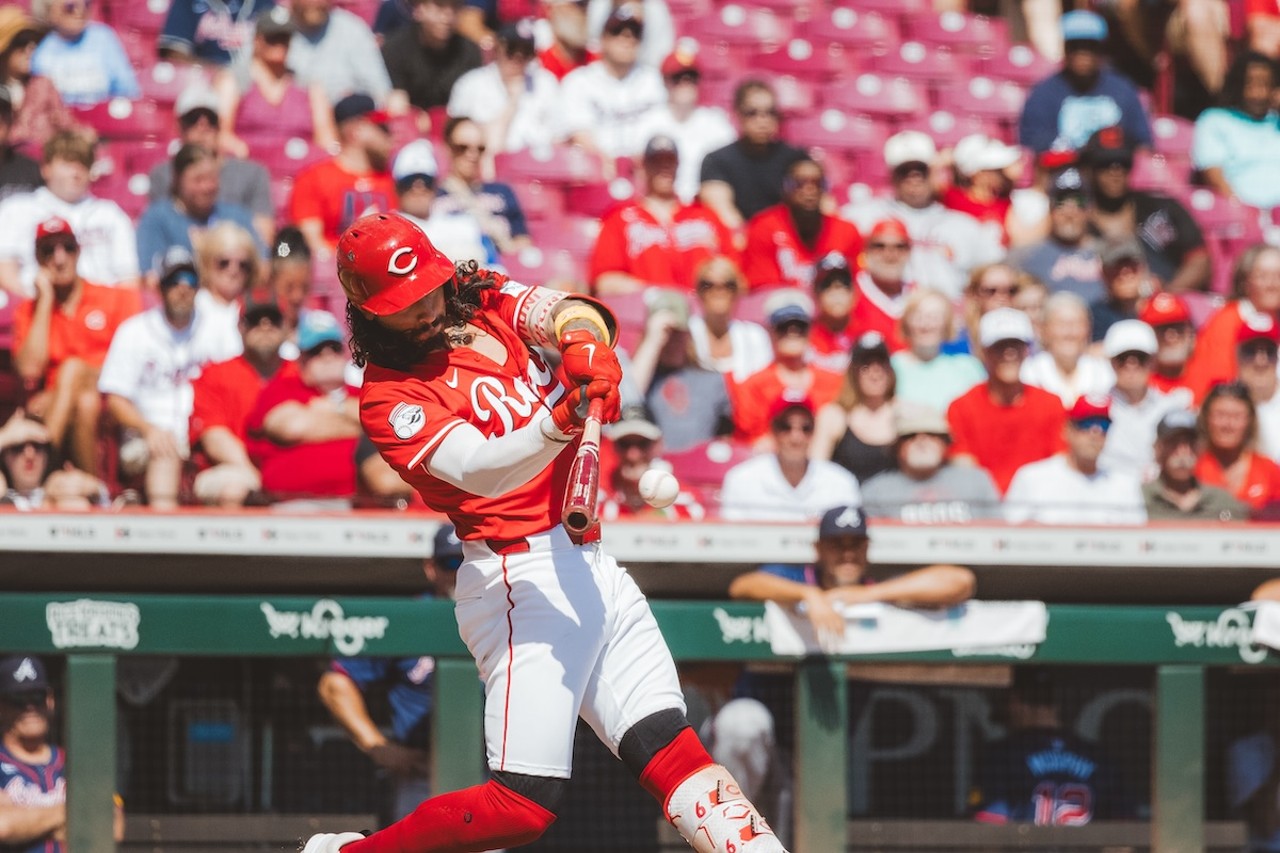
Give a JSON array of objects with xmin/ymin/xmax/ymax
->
[{"xmin": 664, "ymin": 765, "xmax": 788, "ymax": 853}]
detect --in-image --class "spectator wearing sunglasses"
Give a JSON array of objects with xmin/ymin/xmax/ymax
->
[
  {"xmin": 848, "ymin": 218, "xmax": 914, "ymax": 352},
  {"xmin": 1235, "ymin": 316, "xmax": 1280, "ymax": 462},
  {"xmin": 1008, "ymin": 168, "xmax": 1105, "ymax": 304},
  {"xmin": 1004, "ymin": 394, "xmax": 1146, "ymax": 525},
  {"xmin": 600, "ymin": 415, "xmax": 704, "ymax": 519},
  {"xmin": 12, "ymin": 217, "xmax": 140, "ymax": 475},
  {"xmin": 434, "ymin": 116, "xmax": 531, "ymax": 255},
  {"xmin": 686, "ymin": 254, "xmax": 771, "ymax": 384},
  {"xmin": 742, "ymin": 157, "xmax": 863, "ymax": 292},
  {"xmin": 1089, "ymin": 240, "xmax": 1154, "ymax": 342},
  {"xmin": 0, "ymin": 6, "xmax": 82, "ymax": 157},
  {"xmin": 149, "ymin": 85, "xmax": 276, "ymax": 247},
  {"xmin": 383, "ymin": 0, "xmax": 481, "ymax": 112},
  {"xmin": 1145, "ymin": 409, "xmax": 1247, "ymax": 521},
  {"xmin": 1139, "ymin": 293, "xmax": 1196, "ymax": 396},
  {"xmin": 0, "ymin": 655, "xmax": 124, "ymax": 852},
  {"xmin": 100, "ymin": 248, "xmax": 240, "ymax": 508},
  {"xmin": 192, "ymin": 222, "xmax": 266, "ymax": 358},
  {"xmin": 0, "ymin": 410, "xmax": 109, "ymax": 509},
  {"xmin": 811, "ymin": 332, "xmax": 898, "ymax": 485},
  {"xmin": 446, "ymin": 20, "xmax": 559, "ymax": 156},
  {"xmin": 1195, "ymin": 381, "xmax": 1280, "ymax": 509},
  {"xmin": 246, "ymin": 310, "xmax": 361, "ymax": 509},
  {"xmin": 390, "ymin": 140, "xmax": 493, "ymax": 266},
  {"xmin": 136, "ymin": 144, "xmax": 262, "ymax": 287},
  {"xmin": 188, "ymin": 292, "xmax": 289, "ymax": 507},
  {"xmin": 319, "ymin": 525, "xmax": 462, "ymax": 824},
  {"xmin": 30, "ymin": 0, "xmax": 139, "ymax": 107},
  {"xmin": 948, "ymin": 263, "xmax": 1034, "ymax": 357}
]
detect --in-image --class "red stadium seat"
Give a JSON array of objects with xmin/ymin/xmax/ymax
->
[
  {"xmin": 870, "ymin": 42, "xmax": 971, "ymax": 87},
  {"xmin": 137, "ymin": 61, "xmax": 210, "ymax": 107},
  {"xmin": 683, "ymin": 4, "xmax": 793, "ymax": 55},
  {"xmin": 92, "ymin": 171, "xmax": 148, "ymax": 219},
  {"xmin": 830, "ymin": 0, "xmax": 929, "ymax": 21},
  {"xmin": 980, "ymin": 43, "xmax": 1059, "ymax": 88},
  {"xmin": 564, "ymin": 179, "xmax": 636, "ymax": 219},
  {"xmin": 1129, "ymin": 151, "xmax": 1190, "ymax": 193},
  {"xmin": 663, "ymin": 439, "xmax": 756, "ymax": 506},
  {"xmin": 933, "ymin": 76, "xmax": 1027, "ymax": 124},
  {"xmin": 1183, "ymin": 188, "xmax": 1264, "ymax": 241},
  {"xmin": 105, "ymin": 0, "xmax": 170, "ymax": 36},
  {"xmin": 116, "ymin": 28, "xmax": 159, "ymax": 70},
  {"xmin": 801, "ymin": 7, "xmax": 899, "ymax": 53},
  {"xmin": 1150, "ymin": 114, "xmax": 1196, "ymax": 156},
  {"xmin": 509, "ymin": 181, "xmax": 566, "ymax": 222},
  {"xmin": 493, "ymin": 146, "xmax": 605, "ymax": 186},
  {"xmin": 246, "ymin": 137, "xmax": 328, "ymax": 174},
  {"xmin": 73, "ymin": 98, "xmax": 172, "ymax": 141},
  {"xmin": 896, "ymin": 111, "xmax": 1003, "ymax": 151},
  {"xmin": 752, "ymin": 38, "xmax": 851, "ymax": 79},
  {"xmin": 784, "ymin": 109, "xmax": 890, "ymax": 156},
  {"xmin": 528, "ymin": 214, "xmax": 600, "ymax": 259},
  {"xmin": 499, "ymin": 247, "xmax": 585, "ymax": 289},
  {"xmin": 821, "ymin": 73, "xmax": 927, "ymax": 121},
  {"xmin": 904, "ymin": 12, "xmax": 1010, "ymax": 58}
]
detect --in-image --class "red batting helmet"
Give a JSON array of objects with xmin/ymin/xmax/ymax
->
[{"xmin": 336, "ymin": 213, "xmax": 456, "ymax": 316}]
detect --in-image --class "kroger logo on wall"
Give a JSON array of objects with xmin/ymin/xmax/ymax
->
[
  {"xmin": 46, "ymin": 599, "xmax": 141, "ymax": 650},
  {"xmin": 260, "ymin": 599, "xmax": 389, "ymax": 656}
]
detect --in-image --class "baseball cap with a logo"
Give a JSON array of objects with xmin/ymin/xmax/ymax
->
[
  {"xmin": 433, "ymin": 523, "xmax": 464, "ymax": 566},
  {"xmin": 1238, "ymin": 314, "xmax": 1280, "ymax": 347},
  {"xmin": 0, "ymin": 655, "xmax": 49, "ymax": 695},
  {"xmin": 35, "ymin": 216, "xmax": 76, "ymax": 245},
  {"xmin": 819, "ymin": 505, "xmax": 868, "ymax": 540},
  {"xmin": 1139, "ymin": 292, "xmax": 1191, "ymax": 328}
]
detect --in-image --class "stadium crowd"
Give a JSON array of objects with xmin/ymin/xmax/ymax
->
[{"xmin": 0, "ymin": 0, "xmax": 1277, "ymax": 524}]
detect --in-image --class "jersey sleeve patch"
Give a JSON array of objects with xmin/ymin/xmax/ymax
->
[{"xmin": 389, "ymin": 401, "xmax": 427, "ymax": 440}]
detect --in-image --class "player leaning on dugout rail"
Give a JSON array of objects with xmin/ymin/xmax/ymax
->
[{"xmin": 302, "ymin": 212, "xmax": 789, "ymax": 853}]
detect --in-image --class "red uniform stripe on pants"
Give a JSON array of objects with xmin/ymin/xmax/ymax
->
[{"xmin": 500, "ymin": 552, "xmax": 515, "ymax": 769}]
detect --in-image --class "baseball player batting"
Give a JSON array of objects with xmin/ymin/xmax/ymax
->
[{"xmin": 303, "ymin": 213, "xmax": 787, "ymax": 853}]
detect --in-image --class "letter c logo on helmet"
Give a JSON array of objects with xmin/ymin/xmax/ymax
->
[{"xmin": 336, "ymin": 214, "xmax": 456, "ymax": 317}]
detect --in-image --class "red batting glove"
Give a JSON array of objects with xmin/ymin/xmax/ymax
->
[
  {"xmin": 560, "ymin": 329, "xmax": 622, "ymax": 388},
  {"xmin": 550, "ymin": 380, "xmax": 617, "ymax": 434}
]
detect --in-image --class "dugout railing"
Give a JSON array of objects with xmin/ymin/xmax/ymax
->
[{"xmin": 0, "ymin": 593, "xmax": 1271, "ymax": 853}]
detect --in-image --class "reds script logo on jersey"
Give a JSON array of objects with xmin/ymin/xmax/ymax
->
[{"xmin": 469, "ymin": 351, "xmax": 563, "ymax": 437}]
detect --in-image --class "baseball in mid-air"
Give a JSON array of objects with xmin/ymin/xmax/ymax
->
[{"xmin": 639, "ymin": 469, "xmax": 680, "ymax": 509}]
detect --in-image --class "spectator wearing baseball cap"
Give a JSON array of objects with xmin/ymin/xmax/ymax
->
[
  {"xmin": 1194, "ymin": 381, "xmax": 1280, "ymax": 510},
  {"xmin": 1088, "ymin": 239, "xmax": 1152, "ymax": 341},
  {"xmin": 892, "ymin": 289, "xmax": 986, "ymax": 410},
  {"xmin": 12, "ymin": 216, "xmax": 142, "ymax": 475},
  {"xmin": 807, "ymin": 252, "xmax": 858, "ymax": 373},
  {"xmin": 843, "ymin": 131, "xmax": 1001, "ymax": 300},
  {"xmin": 1235, "ymin": 315, "xmax": 1280, "ymax": 461},
  {"xmin": 742, "ymin": 157, "xmax": 865, "ymax": 292},
  {"xmin": 188, "ymin": 290, "xmax": 291, "ymax": 507},
  {"xmin": 941, "ymin": 134, "xmax": 1022, "ymax": 245},
  {"xmin": 720, "ymin": 393, "xmax": 861, "ymax": 522},
  {"xmin": 849, "ymin": 218, "xmax": 914, "ymax": 352},
  {"xmin": 729, "ymin": 292, "xmax": 843, "ymax": 447},
  {"xmin": 600, "ymin": 416, "xmax": 705, "ymax": 520},
  {"xmin": 947, "ymin": 308, "xmax": 1068, "ymax": 493},
  {"xmin": 1017, "ymin": 11, "xmax": 1152, "ymax": 154},
  {"xmin": 1008, "ymin": 167, "xmax": 1106, "ymax": 305},
  {"xmin": 812, "ymin": 332, "xmax": 898, "ymax": 485},
  {"xmin": 1145, "ymin": 409, "xmax": 1247, "ymax": 520},
  {"xmin": 288, "ymin": 93, "xmax": 398, "ymax": 256},
  {"xmin": 1183, "ymin": 244, "xmax": 1280, "ymax": 403},
  {"xmin": 589, "ymin": 133, "xmax": 736, "ymax": 296},
  {"xmin": 246, "ymin": 310, "xmax": 361, "ymax": 508},
  {"xmin": 1004, "ymin": 393, "xmax": 1147, "ymax": 525},
  {"xmin": 148, "ymin": 82, "xmax": 276, "ymax": 246},
  {"xmin": 1098, "ymin": 319, "xmax": 1194, "ymax": 479},
  {"xmin": 554, "ymin": 5, "xmax": 667, "ymax": 161},
  {"xmin": 1082, "ymin": 125, "xmax": 1210, "ymax": 293},
  {"xmin": 446, "ymin": 18, "xmax": 560, "ymax": 154},
  {"xmin": 390, "ymin": 140, "xmax": 492, "ymax": 267},
  {"xmin": 587, "ymin": 0, "xmax": 676, "ymax": 71},
  {"xmin": 628, "ymin": 40, "xmax": 736, "ymax": 204},
  {"xmin": 862, "ymin": 402, "xmax": 1002, "ymax": 523},
  {"xmin": 1139, "ymin": 292, "xmax": 1196, "ymax": 395}
]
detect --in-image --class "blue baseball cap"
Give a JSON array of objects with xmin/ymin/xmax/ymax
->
[
  {"xmin": 296, "ymin": 310, "xmax": 344, "ymax": 354},
  {"xmin": 819, "ymin": 505, "xmax": 868, "ymax": 540},
  {"xmin": 1062, "ymin": 10, "xmax": 1107, "ymax": 43},
  {"xmin": 0, "ymin": 655, "xmax": 49, "ymax": 694},
  {"xmin": 433, "ymin": 523, "xmax": 464, "ymax": 569}
]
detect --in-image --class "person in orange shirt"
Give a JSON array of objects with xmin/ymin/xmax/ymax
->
[
  {"xmin": 730, "ymin": 294, "xmax": 843, "ymax": 448},
  {"xmin": 1182, "ymin": 244, "xmax": 1280, "ymax": 401},
  {"xmin": 11, "ymin": 216, "xmax": 141, "ymax": 474},
  {"xmin": 741, "ymin": 157, "xmax": 863, "ymax": 292},
  {"xmin": 1194, "ymin": 380, "xmax": 1280, "ymax": 510},
  {"xmin": 188, "ymin": 292, "xmax": 293, "ymax": 507},
  {"xmin": 589, "ymin": 134, "xmax": 735, "ymax": 296}
]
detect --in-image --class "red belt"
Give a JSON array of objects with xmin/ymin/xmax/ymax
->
[{"xmin": 485, "ymin": 526, "xmax": 601, "ymax": 556}]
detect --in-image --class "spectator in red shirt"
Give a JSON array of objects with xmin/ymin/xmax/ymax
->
[
  {"xmin": 808, "ymin": 251, "xmax": 857, "ymax": 374},
  {"xmin": 12, "ymin": 217, "xmax": 141, "ymax": 474},
  {"xmin": 288, "ymin": 94, "xmax": 397, "ymax": 258},
  {"xmin": 742, "ymin": 157, "xmax": 863, "ymax": 292},
  {"xmin": 850, "ymin": 218, "xmax": 915, "ymax": 353},
  {"xmin": 246, "ymin": 310, "xmax": 361, "ymax": 507},
  {"xmin": 189, "ymin": 292, "xmax": 291, "ymax": 507},
  {"xmin": 1195, "ymin": 380, "xmax": 1280, "ymax": 509},
  {"xmin": 589, "ymin": 134, "xmax": 735, "ymax": 296},
  {"xmin": 943, "ymin": 134, "xmax": 1020, "ymax": 246},
  {"xmin": 538, "ymin": 0, "xmax": 596, "ymax": 81},
  {"xmin": 731, "ymin": 293, "xmax": 844, "ymax": 448},
  {"xmin": 1140, "ymin": 292, "xmax": 1196, "ymax": 395},
  {"xmin": 947, "ymin": 307, "xmax": 1068, "ymax": 493},
  {"xmin": 599, "ymin": 415, "xmax": 704, "ymax": 521}
]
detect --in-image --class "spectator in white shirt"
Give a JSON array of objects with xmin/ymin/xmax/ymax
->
[
  {"xmin": 1100, "ymin": 319, "xmax": 1193, "ymax": 479},
  {"xmin": 687, "ymin": 255, "xmax": 772, "ymax": 384},
  {"xmin": 98, "ymin": 248, "xmax": 241, "ymax": 509},
  {"xmin": 0, "ymin": 131, "xmax": 139, "ymax": 296},
  {"xmin": 555, "ymin": 6, "xmax": 665, "ymax": 161},
  {"xmin": 1020, "ymin": 291, "xmax": 1114, "ymax": 405},
  {"xmin": 1004, "ymin": 394, "xmax": 1147, "ymax": 525},
  {"xmin": 719, "ymin": 394, "xmax": 861, "ymax": 522},
  {"xmin": 586, "ymin": 0, "xmax": 674, "ymax": 69},
  {"xmin": 1236, "ymin": 314, "xmax": 1280, "ymax": 461},
  {"xmin": 446, "ymin": 19, "xmax": 559, "ymax": 156},
  {"xmin": 632, "ymin": 43, "xmax": 735, "ymax": 204}
]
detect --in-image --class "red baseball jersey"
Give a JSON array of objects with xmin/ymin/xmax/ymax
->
[
  {"xmin": 741, "ymin": 205, "xmax": 864, "ymax": 291},
  {"xmin": 589, "ymin": 200, "xmax": 735, "ymax": 292},
  {"xmin": 360, "ymin": 281, "xmax": 582, "ymax": 541}
]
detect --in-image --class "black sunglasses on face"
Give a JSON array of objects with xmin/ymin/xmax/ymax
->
[{"xmin": 36, "ymin": 240, "xmax": 78, "ymax": 260}]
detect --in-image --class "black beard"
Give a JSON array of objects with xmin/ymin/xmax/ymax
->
[
  {"xmin": 791, "ymin": 207, "xmax": 823, "ymax": 244},
  {"xmin": 1094, "ymin": 191, "xmax": 1129, "ymax": 213}
]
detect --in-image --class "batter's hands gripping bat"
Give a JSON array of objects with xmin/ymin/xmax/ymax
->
[{"xmin": 562, "ymin": 397, "xmax": 605, "ymax": 537}]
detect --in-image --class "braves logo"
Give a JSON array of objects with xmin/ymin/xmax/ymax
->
[{"xmin": 387, "ymin": 247, "xmax": 418, "ymax": 276}]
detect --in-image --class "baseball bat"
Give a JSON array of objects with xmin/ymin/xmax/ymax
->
[{"xmin": 561, "ymin": 397, "xmax": 605, "ymax": 537}]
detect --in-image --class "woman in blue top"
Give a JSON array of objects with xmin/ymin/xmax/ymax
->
[{"xmin": 1193, "ymin": 52, "xmax": 1280, "ymax": 210}]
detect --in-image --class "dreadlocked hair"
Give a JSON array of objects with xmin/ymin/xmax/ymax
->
[{"xmin": 347, "ymin": 260, "xmax": 504, "ymax": 371}]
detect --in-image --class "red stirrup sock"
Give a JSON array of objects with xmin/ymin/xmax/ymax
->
[
  {"xmin": 342, "ymin": 779, "xmax": 556, "ymax": 853},
  {"xmin": 637, "ymin": 726, "xmax": 715, "ymax": 803}
]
